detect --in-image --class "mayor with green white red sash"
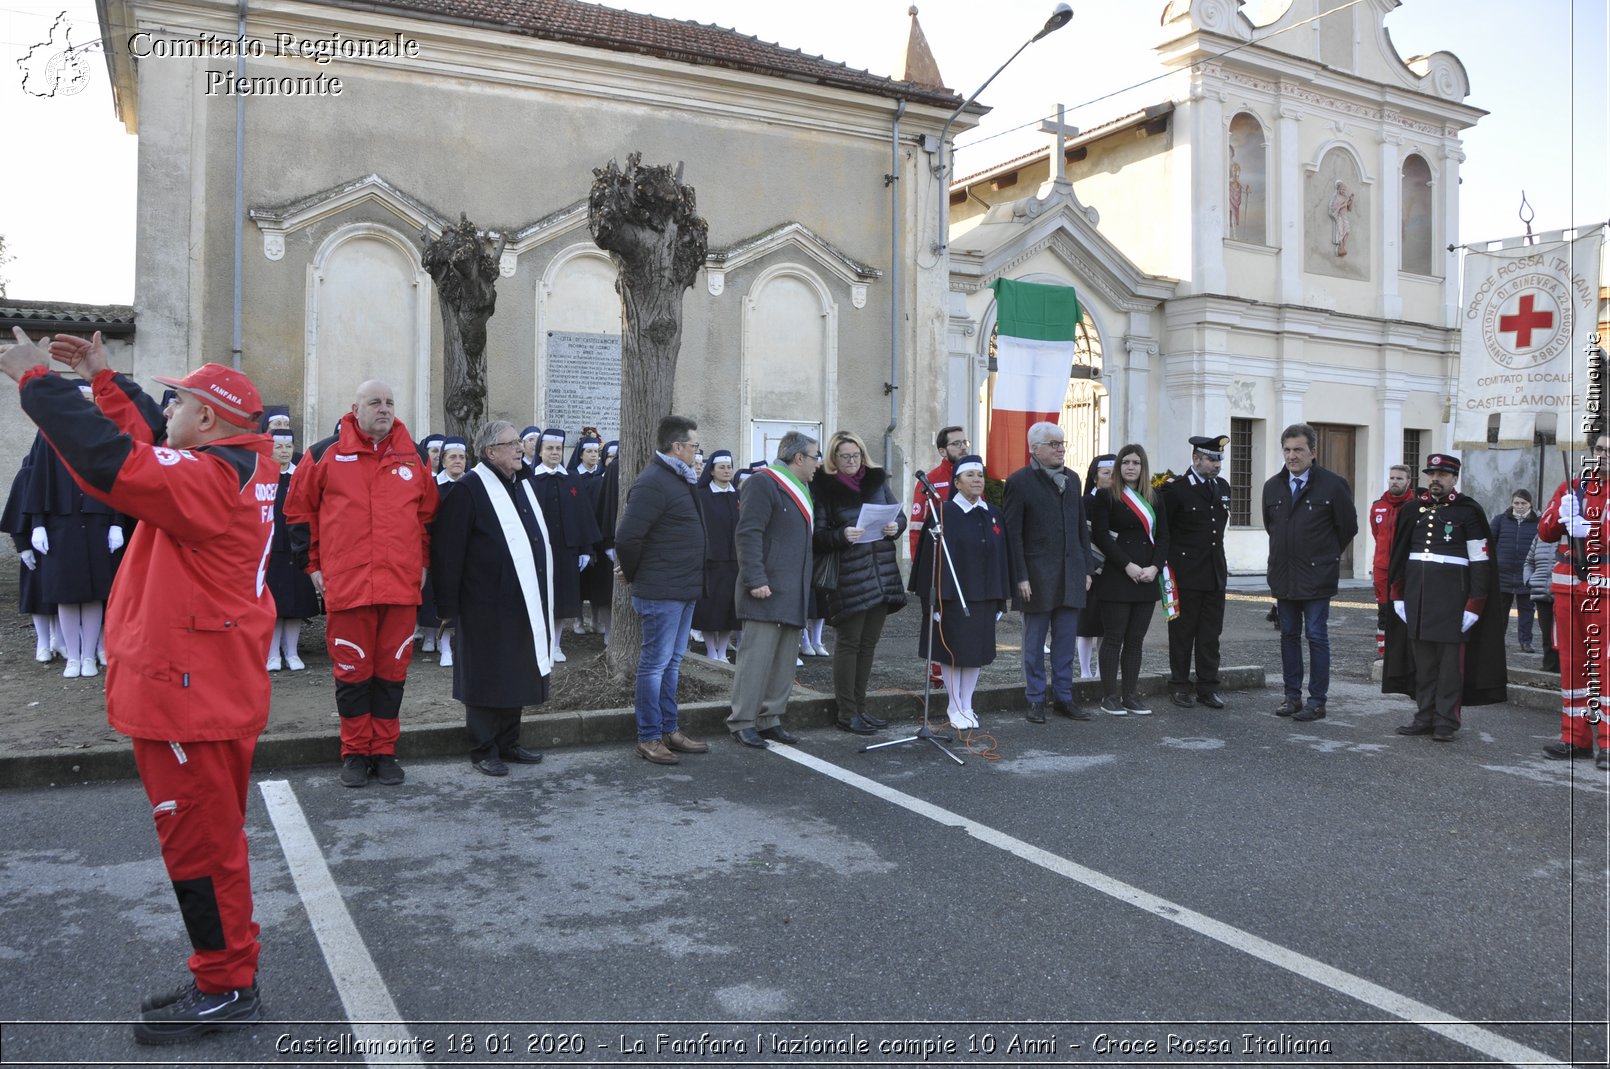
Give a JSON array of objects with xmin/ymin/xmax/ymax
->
[
  {"xmin": 1088, "ymin": 443, "xmax": 1175, "ymax": 716},
  {"xmin": 726, "ymin": 430, "xmax": 820, "ymax": 749}
]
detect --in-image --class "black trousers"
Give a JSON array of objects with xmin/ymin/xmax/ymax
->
[
  {"xmin": 465, "ymin": 704, "xmax": 522, "ymax": 761},
  {"xmin": 1099, "ymin": 600, "xmax": 1155, "ymax": 699},
  {"xmin": 1409, "ymin": 638, "xmax": 1463, "ymax": 735},
  {"xmin": 1535, "ymin": 597, "xmax": 1559, "ymax": 672},
  {"xmin": 1167, "ymin": 586, "xmax": 1225, "ymax": 692}
]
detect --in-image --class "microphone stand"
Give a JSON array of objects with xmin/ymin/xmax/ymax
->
[{"xmin": 864, "ymin": 475, "xmax": 968, "ymax": 765}]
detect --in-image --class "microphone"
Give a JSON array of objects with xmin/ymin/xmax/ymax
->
[{"xmin": 914, "ymin": 469, "xmax": 936, "ymax": 493}]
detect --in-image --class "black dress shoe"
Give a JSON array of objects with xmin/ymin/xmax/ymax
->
[
  {"xmin": 1025, "ymin": 701, "xmax": 1047, "ymax": 724},
  {"xmin": 1396, "ymin": 723, "xmax": 1434, "ymax": 736},
  {"xmin": 1542, "ymin": 741, "xmax": 1592, "ymax": 760},
  {"xmin": 733, "ymin": 728, "xmax": 768, "ymax": 748},
  {"xmin": 837, "ymin": 717, "xmax": 879, "ymax": 736},
  {"xmin": 1274, "ymin": 697, "xmax": 1303, "ymax": 717},
  {"xmin": 1197, "ymin": 692, "xmax": 1226, "ymax": 709},
  {"xmin": 1170, "ymin": 692, "xmax": 1196, "ymax": 708},
  {"xmin": 859, "ymin": 711, "xmax": 890, "ymax": 728},
  {"xmin": 1291, "ymin": 703, "xmax": 1327, "ymax": 722},
  {"xmin": 503, "ymin": 746, "xmax": 544, "ymax": 764},
  {"xmin": 760, "ymin": 725, "xmax": 802, "ymax": 745},
  {"xmin": 472, "ymin": 756, "xmax": 509, "ymax": 777},
  {"xmin": 1431, "ymin": 732, "xmax": 1455, "ymax": 743},
  {"xmin": 1052, "ymin": 698, "xmax": 1090, "ymax": 720}
]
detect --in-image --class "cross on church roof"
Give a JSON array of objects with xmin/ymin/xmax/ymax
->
[{"xmin": 1040, "ymin": 103, "xmax": 1080, "ymax": 185}]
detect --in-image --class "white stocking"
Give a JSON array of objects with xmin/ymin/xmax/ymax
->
[
  {"xmin": 439, "ymin": 628, "xmax": 454, "ymax": 659},
  {"xmin": 57, "ymin": 604, "xmax": 83, "ymax": 662},
  {"xmin": 80, "ymin": 602, "xmax": 104, "ymax": 662},
  {"xmin": 282, "ymin": 619, "xmax": 303, "ymax": 658},
  {"xmin": 1077, "ymin": 637, "xmax": 1098, "ymax": 678},
  {"xmin": 32, "ymin": 614, "xmax": 53, "ymax": 653},
  {"xmin": 268, "ymin": 620, "xmax": 285, "ymax": 662}
]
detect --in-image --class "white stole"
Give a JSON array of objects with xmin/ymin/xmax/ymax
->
[{"xmin": 469, "ymin": 463, "xmax": 556, "ymax": 676}]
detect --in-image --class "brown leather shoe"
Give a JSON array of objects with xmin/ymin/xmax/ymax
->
[
  {"xmin": 664, "ymin": 731, "xmax": 709, "ymax": 754},
  {"xmin": 635, "ymin": 739, "xmax": 680, "ymax": 765}
]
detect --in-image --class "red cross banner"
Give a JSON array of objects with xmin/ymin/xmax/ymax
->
[{"xmin": 1455, "ymin": 231, "xmax": 1603, "ymax": 447}]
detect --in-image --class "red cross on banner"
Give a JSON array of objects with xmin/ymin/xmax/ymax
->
[{"xmin": 1497, "ymin": 293, "xmax": 1554, "ymax": 349}]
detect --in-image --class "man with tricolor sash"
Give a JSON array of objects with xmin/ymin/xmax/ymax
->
[{"xmin": 727, "ymin": 431, "xmax": 821, "ymax": 748}]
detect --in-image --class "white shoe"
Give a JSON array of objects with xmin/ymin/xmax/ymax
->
[
  {"xmin": 439, "ymin": 647, "xmax": 453, "ymax": 667},
  {"xmin": 79, "ymin": 658, "xmax": 98, "ymax": 677},
  {"xmin": 422, "ymin": 635, "xmax": 436, "ymax": 653},
  {"xmin": 552, "ymin": 648, "xmax": 567, "ymax": 663},
  {"xmin": 63, "ymin": 659, "xmax": 82, "ymax": 679},
  {"xmin": 35, "ymin": 647, "xmax": 52, "ymax": 663},
  {"xmin": 813, "ymin": 641, "xmax": 831, "ymax": 657},
  {"xmin": 284, "ymin": 652, "xmax": 305, "ymax": 671},
  {"xmin": 267, "ymin": 653, "xmax": 282, "ymax": 672},
  {"xmin": 98, "ymin": 649, "xmax": 108, "ymax": 666},
  {"xmin": 947, "ymin": 711, "xmax": 970, "ymax": 730},
  {"xmin": 690, "ymin": 629, "xmax": 704, "ymax": 643},
  {"xmin": 796, "ymin": 657, "xmax": 804, "ymax": 667}
]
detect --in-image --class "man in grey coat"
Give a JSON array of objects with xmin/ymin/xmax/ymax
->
[
  {"xmin": 1002, "ymin": 422, "xmax": 1094, "ymax": 723},
  {"xmin": 727, "ymin": 431, "xmax": 821, "ymax": 747}
]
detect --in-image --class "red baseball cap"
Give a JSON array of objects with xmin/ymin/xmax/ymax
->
[{"xmin": 152, "ymin": 363, "xmax": 263, "ymax": 428}]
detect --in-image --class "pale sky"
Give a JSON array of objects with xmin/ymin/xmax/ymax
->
[{"xmin": 1, "ymin": 0, "xmax": 1605, "ymax": 305}]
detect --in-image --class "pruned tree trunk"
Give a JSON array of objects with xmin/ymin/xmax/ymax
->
[
  {"xmin": 421, "ymin": 215, "xmax": 505, "ymax": 438},
  {"xmin": 589, "ymin": 153, "xmax": 709, "ymax": 682}
]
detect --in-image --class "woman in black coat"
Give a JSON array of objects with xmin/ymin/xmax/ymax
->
[
  {"xmin": 1089, "ymin": 443, "xmax": 1169, "ymax": 715},
  {"xmin": 910, "ymin": 455, "xmax": 1009, "ymax": 730},
  {"xmin": 265, "ymin": 431, "xmax": 322, "ymax": 671},
  {"xmin": 811, "ymin": 431, "xmax": 907, "ymax": 734},
  {"xmin": 1077, "ymin": 454, "xmax": 1115, "ymax": 677},
  {"xmin": 1490, "ymin": 489, "xmax": 1540, "ymax": 651},
  {"xmin": 693, "ymin": 450, "xmax": 741, "ymax": 661},
  {"xmin": 2, "ymin": 455, "xmax": 58, "ymax": 662}
]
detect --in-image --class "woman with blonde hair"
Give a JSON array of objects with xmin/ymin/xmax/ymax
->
[
  {"xmin": 1088, "ymin": 443, "xmax": 1169, "ymax": 715},
  {"xmin": 810, "ymin": 430, "xmax": 907, "ymax": 734}
]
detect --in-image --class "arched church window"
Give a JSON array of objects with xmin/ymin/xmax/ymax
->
[{"xmin": 1400, "ymin": 154, "xmax": 1435, "ymax": 276}]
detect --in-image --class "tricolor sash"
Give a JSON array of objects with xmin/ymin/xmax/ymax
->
[
  {"xmin": 469, "ymin": 463, "xmax": 557, "ymax": 674},
  {"xmin": 1120, "ymin": 486, "xmax": 1180, "ymax": 621},
  {"xmin": 765, "ymin": 463, "xmax": 813, "ymax": 531}
]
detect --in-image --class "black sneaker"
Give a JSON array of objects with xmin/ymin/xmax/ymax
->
[
  {"xmin": 1542, "ymin": 742, "xmax": 1593, "ymax": 760},
  {"xmin": 1100, "ymin": 696, "xmax": 1127, "ymax": 716},
  {"xmin": 1121, "ymin": 694, "xmax": 1152, "ymax": 716},
  {"xmin": 1292, "ymin": 703, "xmax": 1327, "ymax": 722},
  {"xmin": 132, "ymin": 981, "xmax": 260, "ymax": 1045},
  {"xmin": 142, "ymin": 978, "xmax": 259, "ymax": 1013},
  {"xmin": 372, "ymin": 754, "xmax": 405, "ymax": 786},
  {"xmin": 339, "ymin": 754, "xmax": 370, "ymax": 788}
]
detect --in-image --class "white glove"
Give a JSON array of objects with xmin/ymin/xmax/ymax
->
[
  {"xmin": 933, "ymin": 611, "xmax": 941, "ymax": 622},
  {"xmin": 578, "ymin": 554, "xmax": 591, "ymax": 571},
  {"xmin": 18, "ymin": 549, "xmax": 36, "ymax": 570},
  {"xmin": 995, "ymin": 611, "xmax": 1004, "ymax": 622},
  {"xmin": 1461, "ymin": 610, "xmax": 1479, "ymax": 632},
  {"xmin": 108, "ymin": 527, "xmax": 125, "ymax": 552},
  {"xmin": 1558, "ymin": 492, "xmax": 1591, "ymax": 538},
  {"xmin": 30, "ymin": 527, "xmax": 47, "ymax": 555},
  {"xmin": 1393, "ymin": 600, "xmax": 1406, "ymax": 623},
  {"xmin": 605, "ymin": 548, "xmax": 617, "ymax": 563}
]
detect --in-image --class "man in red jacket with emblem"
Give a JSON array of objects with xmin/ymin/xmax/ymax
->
[
  {"xmin": 1536, "ymin": 431, "xmax": 1609, "ymax": 768},
  {"xmin": 286, "ymin": 379, "xmax": 438, "ymax": 788},
  {"xmin": 1369, "ymin": 464, "xmax": 1415, "ymax": 656},
  {"xmin": 3, "ymin": 328, "xmax": 274, "ymax": 1043}
]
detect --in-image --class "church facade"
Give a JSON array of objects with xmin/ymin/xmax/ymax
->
[
  {"xmin": 945, "ymin": 0, "xmax": 1483, "ymax": 573},
  {"xmin": 95, "ymin": 0, "xmax": 972, "ymax": 481}
]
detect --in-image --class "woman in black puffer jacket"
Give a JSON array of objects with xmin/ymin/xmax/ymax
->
[{"xmin": 811, "ymin": 431, "xmax": 908, "ymax": 735}]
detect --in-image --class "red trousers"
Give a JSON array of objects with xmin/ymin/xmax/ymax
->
[
  {"xmin": 132, "ymin": 736, "xmax": 261, "ymax": 993},
  {"xmin": 1554, "ymin": 587, "xmax": 1608, "ymax": 749},
  {"xmin": 326, "ymin": 604, "xmax": 417, "ymax": 757}
]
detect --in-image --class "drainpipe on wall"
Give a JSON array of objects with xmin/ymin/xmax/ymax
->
[
  {"xmin": 230, "ymin": 0, "xmax": 246, "ymax": 371},
  {"xmin": 884, "ymin": 99, "xmax": 905, "ymax": 472}
]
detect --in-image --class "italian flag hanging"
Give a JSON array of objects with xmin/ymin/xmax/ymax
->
[{"xmin": 987, "ymin": 278, "xmax": 1080, "ymax": 479}]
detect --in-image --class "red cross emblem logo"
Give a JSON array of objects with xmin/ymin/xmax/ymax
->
[{"xmin": 1498, "ymin": 293, "xmax": 1554, "ymax": 349}]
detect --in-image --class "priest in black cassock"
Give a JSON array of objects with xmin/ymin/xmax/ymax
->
[
  {"xmin": 911, "ymin": 455, "xmax": 1013, "ymax": 730},
  {"xmin": 431, "ymin": 420, "xmax": 556, "ymax": 777},
  {"xmin": 525, "ymin": 428, "xmax": 603, "ymax": 662}
]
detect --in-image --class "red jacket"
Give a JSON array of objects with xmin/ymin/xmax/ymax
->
[
  {"xmin": 1369, "ymin": 487, "xmax": 1414, "ymax": 602},
  {"xmin": 1538, "ymin": 473, "xmax": 1608, "ymax": 597},
  {"xmin": 908, "ymin": 459, "xmax": 953, "ymax": 558},
  {"xmin": 19, "ymin": 368, "xmax": 277, "ymax": 742},
  {"xmin": 284, "ymin": 412, "xmax": 437, "ymax": 611}
]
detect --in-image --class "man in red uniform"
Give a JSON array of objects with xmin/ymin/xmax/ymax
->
[
  {"xmin": 911, "ymin": 427, "xmax": 968, "ymax": 689},
  {"xmin": 1536, "ymin": 431, "xmax": 1609, "ymax": 768},
  {"xmin": 3, "ymin": 328, "xmax": 273, "ymax": 1043},
  {"xmin": 1369, "ymin": 464, "xmax": 1415, "ymax": 656},
  {"xmin": 285, "ymin": 379, "xmax": 438, "ymax": 788}
]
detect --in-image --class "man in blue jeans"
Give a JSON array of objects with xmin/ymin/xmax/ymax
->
[
  {"xmin": 613, "ymin": 415, "xmax": 710, "ymax": 765},
  {"xmin": 1261, "ymin": 422, "xmax": 1359, "ymax": 721}
]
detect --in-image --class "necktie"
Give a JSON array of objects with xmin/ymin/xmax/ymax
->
[{"xmin": 1291, "ymin": 476, "xmax": 1304, "ymax": 501}]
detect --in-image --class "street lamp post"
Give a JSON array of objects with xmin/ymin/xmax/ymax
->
[{"xmin": 931, "ymin": 3, "xmax": 1073, "ymax": 256}]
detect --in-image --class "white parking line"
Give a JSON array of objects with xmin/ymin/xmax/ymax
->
[
  {"xmin": 259, "ymin": 779, "xmax": 423, "ymax": 1066},
  {"xmin": 767, "ymin": 745, "xmax": 1563, "ymax": 1069}
]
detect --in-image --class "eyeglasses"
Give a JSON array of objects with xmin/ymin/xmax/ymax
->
[
  {"xmin": 805, "ymin": 454, "xmax": 823, "ymax": 462},
  {"xmin": 490, "ymin": 439, "xmax": 521, "ymax": 449},
  {"xmin": 836, "ymin": 452, "xmax": 862, "ymax": 462},
  {"xmin": 1041, "ymin": 441, "xmax": 1067, "ymax": 448},
  {"xmin": 946, "ymin": 438, "xmax": 970, "ymax": 448}
]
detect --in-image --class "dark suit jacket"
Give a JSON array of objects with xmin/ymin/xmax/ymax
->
[
  {"xmin": 1002, "ymin": 462, "xmax": 1093, "ymax": 614},
  {"xmin": 1262, "ymin": 463, "xmax": 1358, "ymax": 600}
]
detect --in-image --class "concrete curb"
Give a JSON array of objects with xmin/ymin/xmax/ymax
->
[
  {"xmin": 0, "ymin": 666, "xmax": 1269, "ymax": 789},
  {"xmin": 1366, "ymin": 659, "xmax": 1565, "ymax": 711}
]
